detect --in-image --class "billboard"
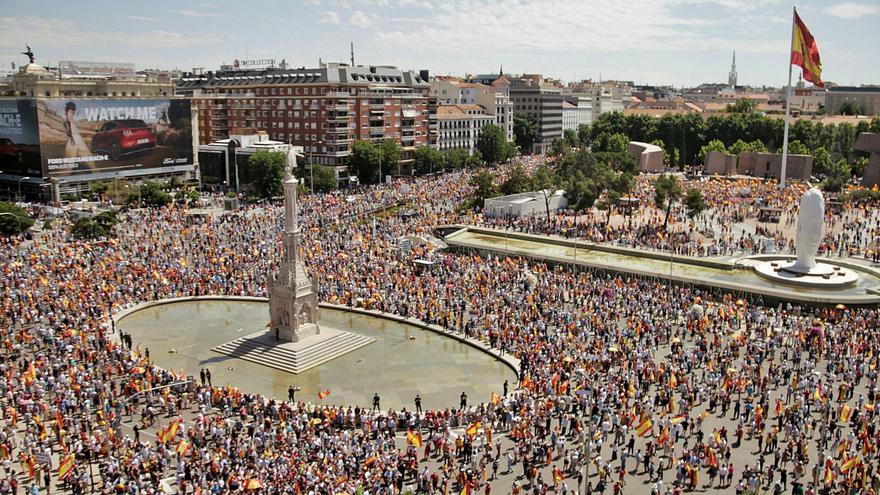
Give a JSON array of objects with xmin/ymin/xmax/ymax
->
[
  {"xmin": 0, "ymin": 99, "xmax": 42, "ymax": 176},
  {"xmin": 36, "ymin": 98, "xmax": 193, "ymax": 177}
]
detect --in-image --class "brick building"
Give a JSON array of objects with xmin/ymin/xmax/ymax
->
[{"xmin": 176, "ymin": 62, "xmax": 434, "ymax": 177}]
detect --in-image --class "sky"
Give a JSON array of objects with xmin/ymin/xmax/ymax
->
[{"xmin": 1, "ymin": 0, "xmax": 878, "ymax": 88}]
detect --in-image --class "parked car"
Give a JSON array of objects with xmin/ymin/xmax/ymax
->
[{"xmin": 90, "ymin": 119, "xmax": 156, "ymax": 161}]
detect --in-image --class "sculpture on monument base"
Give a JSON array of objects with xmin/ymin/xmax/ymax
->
[{"xmin": 791, "ymin": 188, "xmax": 825, "ymax": 272}]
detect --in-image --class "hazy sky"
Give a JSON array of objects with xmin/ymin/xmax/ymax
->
[{"xmin": 2, "ymin": 0, "xmax": 878, "ymax": 87}]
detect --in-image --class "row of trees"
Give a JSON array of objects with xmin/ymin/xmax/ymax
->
[{"xmin": 583, "ymin": 110, "xmax": 880, "ymax": 169}]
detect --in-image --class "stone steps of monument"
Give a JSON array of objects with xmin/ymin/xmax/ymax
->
[{"xmin": 211, "ymin": 332, "xmax": 375, "ymax": 374}]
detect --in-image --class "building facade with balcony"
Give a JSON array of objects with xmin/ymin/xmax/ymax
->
[
  {"xmin": 431, "ymin": 78, "xmax": 514, "ymax": 142},
  {"xmin": 177, "ymin": 62, "xmax": 433, "ymax": 175},
  {"xmin": 436, "ymin": 104, "xmax": 495, "ymax": 155}
]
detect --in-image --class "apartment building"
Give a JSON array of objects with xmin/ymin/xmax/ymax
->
[
  {"xmin": 509, "ymin": 75, "xmax": 563, "ymax": 154},
  {"xmin": 431, "ymin": 77, "xmax": 514, "ymax": 142},
  {"xmin": 176, "ymin": 62, "xmax": 433, "ymax": 174},
  {"xmin": 1, "ymin": 59, "xmax": 173, "ymax": 98},
  {"xmin": 436, "ymin": 104, "xmax": 495, "ymax": 155}
]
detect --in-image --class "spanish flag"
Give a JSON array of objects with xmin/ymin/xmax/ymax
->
[
  {"xmin": 460, "ymin": 481, "xmax": 471, "ymax": 495},
  {"xmin": 656, "ymin": 427, "xmax": 670, "ymax": 446},
  {"xmin": 553, "ymin": 467, "xmax": 564, "ymax": 483},
  {"xmin": 317, "ymin": 389, "xmax": 330, "ymax": 400},
  {"xmin": 840, "ymin": 455, "xmax": 859, "ymax": 473},
  {"xmin": 840, "ymin": 404, "xmax": 853, "ymax": 423},
  {"xmin": 790, "ymin": 8, "xmax": 822, "ymax": 87},
  {"xmin": 57, "ymin": 453, "xmax": 74, "ymax": 480},
  {"xmin": 706, "ymin": 448, "xmax": 719, "ymax": 468},
  {"xmin": 466, "ymin": 421, "xmax": 481, "ymax": 438},
  {"xmin": 406, "ymin": 430, "xmax": 423, "ymax": 448},
  {"xmin": 823, "ymin": 464, "xmax": 834, "ymax": 484},
  {"xmin": 635, "ymin": 418, "xmax": 653, "ymax": 437},
  {"xmin": 176, "ymin": 439, "xmax": 191, "ymax": 456},
  {"xmin": 490, "ymin": 392, "xmax": 501, "ymax": 405},
  {"xmin": 669, "ymin": 415, "xmax": 687, "ymax": 425}
]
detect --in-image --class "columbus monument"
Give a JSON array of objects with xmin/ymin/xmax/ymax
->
[
  {"xmin": 269, "ymin": 148, "xmax": 319, "ymax": 342},
  {"xmin": 211, "ymin": 146, "xmax": 374, "ymax": 374}
]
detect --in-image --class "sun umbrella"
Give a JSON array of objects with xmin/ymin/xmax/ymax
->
[{"xmin": 835, "ymin": 304, "xmax": 846, "ymax": 310}]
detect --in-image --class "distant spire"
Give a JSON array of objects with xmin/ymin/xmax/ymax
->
[
  {"xmin": 499, "ymin": 64, "xmax": 503, "ymax": 76},
  {"xmin": 728, "ymin": 50, "xmax": 738, "ymax": 88}
]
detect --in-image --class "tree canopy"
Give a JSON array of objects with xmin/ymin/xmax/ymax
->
[
  {"xmin": 513, "ymin": 114, "xmax": 538, "ymax": 153},
  {"xmin": 248, "ymin": 150, "xmax": 286, "ymax": 199},
  {"xmin": 0, "ymin": 202, "xmax": 35, "ymax": 235},
  {"xmin": 350, "ymin": 141, "xmax": 383, "ymax": 184}
]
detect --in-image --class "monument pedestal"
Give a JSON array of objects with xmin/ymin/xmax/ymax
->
[{"xmin": 212, "ymin": 326, "xmax": 375, "ymax": 374}]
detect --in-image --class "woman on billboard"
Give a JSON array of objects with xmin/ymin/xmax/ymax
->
[{"xmin": 63, "ymin": 101, "xmax": 89, "ymax": 159}]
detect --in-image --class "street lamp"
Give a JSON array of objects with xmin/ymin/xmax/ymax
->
[{"xmin": 17, "ymin": 176, "xmax": 31, "ymax": 202}]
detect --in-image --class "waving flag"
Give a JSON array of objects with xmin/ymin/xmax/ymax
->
[{"xmin": 791, "ymin": 8, "xmax": 823, "ymax": 87}]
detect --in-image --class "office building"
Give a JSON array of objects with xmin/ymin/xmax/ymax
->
[
  {"xmin": 509, "ymin": 74, "xmax": 563, "ymax": 154},
  {"xmin": 825, "ymin": 86, "xmax": 880, "ymax": 115}
]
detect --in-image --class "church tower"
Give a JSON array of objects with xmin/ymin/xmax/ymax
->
[{"xmin": 728, "ymin": 51, "xmax": 738, "ymax": 88}]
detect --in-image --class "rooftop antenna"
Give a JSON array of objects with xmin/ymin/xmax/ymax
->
[{"xmin": 350, "ymin": 42, "xmax": 355, "ymax": 67}]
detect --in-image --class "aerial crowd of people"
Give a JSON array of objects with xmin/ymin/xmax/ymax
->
[{"xmin": 1, "ymin": 160, "xmax": 880, "ymax": 494}]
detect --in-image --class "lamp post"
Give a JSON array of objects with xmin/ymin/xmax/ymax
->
[{"xmin": 17, "ymin": 176, "xmax": 30, "ymax": 202}]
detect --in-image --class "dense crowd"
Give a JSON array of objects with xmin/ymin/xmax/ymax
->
[{"xmin": 1, "ymin": 166, "xmax": 880, "ymax": 495}]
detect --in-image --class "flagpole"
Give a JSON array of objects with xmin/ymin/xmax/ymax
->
[{"xmin": 779, "ymin": 6, "xmax": 796, "ymax": 189}]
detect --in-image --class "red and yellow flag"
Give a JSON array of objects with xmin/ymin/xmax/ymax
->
[
  {"xmin": 635, "ymin": 418, "xmax": 653, "ymax": 437},
  {"xmin": 57, "ymin": 453, "xmax": 74, "ymax": 480},
  {"xmin": 176, "ymin": 439, "xmax": 191, "ymax": 456},
  {"xmin": 791, "ymin": 9, "xmax": 823, "ymax": 87},
  {"xmin": 840, "ymin": 404, "xmax": 853, "ymax": 423},
  {"xmin": 707, "ymin": 448, "xmax": 719, "ymax": 468},
  {"xmin": 317, "ymin": 389, "xmax": 330, "ymax": 400},
  {"xmin": 406, "ymin": 430, "xmax": 423, "ymax": 448},
  {"xmin": 465, "ymin": 421, "xmax": 481, "ymax": 438},
  {"xmin": 460, "ymin": 481, "xmax": 471, "ymax": 495},
  {"xmin": 840, "ymin": 456, "xmax": 859, "ymax": 473}
]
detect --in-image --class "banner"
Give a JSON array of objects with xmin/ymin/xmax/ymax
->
[
  {"xmin": 36, "ymin": 98, "xmax": 192, "ymax": 177},
  {"xmin": 0, "ymin": 99, "xmax": 42, "ymax": 176}
]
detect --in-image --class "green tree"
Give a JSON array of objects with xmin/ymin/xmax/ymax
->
[
  {"xmin": 563, "ymin": 129, "xmax": 578, "ymax": 148},
  {"xmin": 350, "ymin": 141, "xmax": 382, "ymax": 184},
  {"xmin": 380, "ymin": 139, "xmax": 401, "ymax": 175},
  {"xmin": 786, "ymin": 140, "xmax": 810, "ymax": 156},
  {"xmin": 531, "ymin": 165, "xmax": 559, "ymax": 224},
  {"xmin": 853, "ymin": 156, "xmax": 869, "ymax": 178},
  {"xmin": 133, "ymin": 181, "xmax": 172, "ymax": 207},
  {"xmin": 823, "ymin": 158, "xmax": 851, "ymax": 192},
  {"xmin": 654, "ymin": 174, "xmax": 683, "ymax": 230},
  {"xmin": 248, "ymin": 150, "xmax": 286, "ymax": 199},
  {"xmin": 812, "ymin": 147, "xmax": 832, "ymax": 175},
  {"xmin": 88, "ymin": 181, "xmax": 110, "ymax": 200},
  {"xmin": 592, "ymin": 132, "xmax": 629, "ymax": 153},
  {"xmin": 698, "ymin": 139, "xmax": 727, "ymax": 164},
  {"xmin": 71, "ymin": 217, "xmax": 106, "ymax": 240},
  {"xmin": 684, "ymin": 188, "xmax": 706, "ymax": 218},
  {"xmin": 549, "ymin": 138, "xmax": 572, "ymax": 159},
  {"xmin": 728, "ymin": 139, "xmax": 751, "ymax": 156},
  {"xmin": 413, "ymin": 146, "xmax": 444, "ymax": 175},
  {"xmin": 726, "ymin": 98, "xmax": 758, "ymax": 113},
  {"xmin": 0, "ymin": 202, "xmax": 34, "ymax": 235},
  {"xmin": 470, "ymin": 168, "xmax": 497, "ymax": 207},
  {"xmin": 577, "ymin": 124, "xmax": 592, "ymax": 148},
  {"xmin": 312, "ymin": 165, "xmax": 337, "ymax": 192},
  {"xmin": 500, "ymin": 163, "xmax": 532, "ymax": 195},
  {"xmin": 477, "ymin": 124, "xmax": 508, "ymax": 165},
  {"xmin": 513, "ymin": 114, "xmax": 538, "ymax": 153},
  {"xmin": 747, "ymin": 140, "xmax": 768, "ymax": 153},
  {"xmin": 444, "ymin": 149, "xmax": 469, "ymax": 170},
  {"xmin": 92, "ymin": 210, "xmax": 119, "ymax": 233},
  {"xmin": 838, "ymin": 101, "xmax": 863, "ymax": 116}
]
